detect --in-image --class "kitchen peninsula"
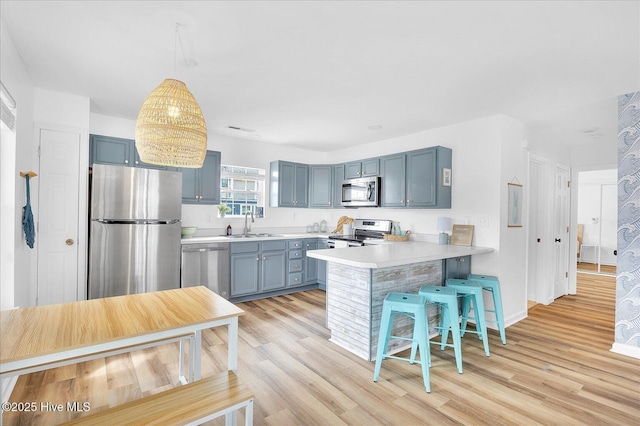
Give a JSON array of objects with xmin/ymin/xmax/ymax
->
[{"xmin": 306, "ymin": 242, "xmax": 493, "ymax": 361}]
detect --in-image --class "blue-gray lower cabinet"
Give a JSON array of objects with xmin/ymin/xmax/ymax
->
[
  {"xmin": 230, "ymin": 238, "xmax": 328, "ymax": 301},
  {"xmin": 230, "ymin": 241, "xmax": 287, "ymax": 298},
  {"xmin": 316, "ymin": 238, "xmax": 329, "ymax": 289},
  {"xmin": 443, "ymin": 255, "xmax": 472, "ymax": 282},
  {"xmin": 303, "ymin": 239, "xmax": 318, "ymax": 284}
]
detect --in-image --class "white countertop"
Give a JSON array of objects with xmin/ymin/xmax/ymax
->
[
  {"xmin": 306, "ymin": 242, "xmax": 493, "ymax": 268},
  {"xmin": 181, "ymin": 233, "xmax": 332, "ymax": 244}
]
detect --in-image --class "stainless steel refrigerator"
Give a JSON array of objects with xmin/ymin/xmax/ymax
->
[{"xmin": 88, "ymin": 164, "xmax": 182, "ymax": 299}]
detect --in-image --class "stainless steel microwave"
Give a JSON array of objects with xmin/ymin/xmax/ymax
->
[{"xmin": 341, "ymin": 177, "xmax": 381, "ymax": 207}]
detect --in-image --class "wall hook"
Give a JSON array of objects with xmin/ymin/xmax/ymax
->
[{"xmin": 20, "ymin": 171, "xmax": 37, "ymax": 178}]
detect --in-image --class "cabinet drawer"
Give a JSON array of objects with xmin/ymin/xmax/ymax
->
[
  {"xmin": 230, "ymin": 242, "xmax": 260, "ymax": 254},
  {"xmin": 288, "ymin": 240, "xmax": 303, "ymax": 249},
  {"xmin": 289, "ymin": 249, "xmax": 303, "ymax": 259},
  {"xmin": 289, "ymin": 259, "xmax": 303, "ymax": 272},
  {"xmin": 262, "ymin": 240, "xmax": 287, "ymax": 251},
  {"xmin": 288, "ymin": 272, "xmax": 303, "ymax": 287}
]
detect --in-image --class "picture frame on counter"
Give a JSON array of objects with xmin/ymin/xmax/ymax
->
[
  {"xmin": 507, "ymin": 182, "xmax": 523, "ymax": 227},
  {"xmin": 442, "ymin": 168, "xmax": 452, "ymax": 186},
  {"xmin": 450, "ymin": 224, "xmax": 474, "ymax": 246}
]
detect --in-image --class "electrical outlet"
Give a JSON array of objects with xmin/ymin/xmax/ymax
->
[{"xmin": 478, "ymin": 216, "xmax": 489, "ymax": 228}]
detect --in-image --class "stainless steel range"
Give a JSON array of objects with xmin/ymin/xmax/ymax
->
[{"xmin": 327, "ymin": 219, "xmax": 392, "ymax": 247}]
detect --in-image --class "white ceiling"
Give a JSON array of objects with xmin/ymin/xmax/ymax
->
[{"xmin": 2, "ymin": 1, "xmax": 639, "ymax": 152}]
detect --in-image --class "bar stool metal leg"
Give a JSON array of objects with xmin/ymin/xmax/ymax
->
[
  {"xmin": 446, "ymin": 279, "xmax": 490, "ymax": 357},
  {"xmin": 468, "ymin": 274, "xmax": 507, "ymax": 344},
  {"xmin": 411, "ymin": 285, "xmax": 464, "ymax": 374},
  {"xmin": 373, "ymin": 292, "xmax": 431, "ymax": 393}
]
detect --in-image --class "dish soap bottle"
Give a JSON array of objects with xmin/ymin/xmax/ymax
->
[{"xmin": 226, "ymin": 224, "xmax": 232, "ymax": 235}]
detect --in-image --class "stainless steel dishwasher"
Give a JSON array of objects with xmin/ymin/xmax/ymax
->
[{"xmin": 181, "ymin": 242, "xmax": 230, "ymax": 299}]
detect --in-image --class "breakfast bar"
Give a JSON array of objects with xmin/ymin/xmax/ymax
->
[{"xmin": 307, "ymin": 242, "xmax": 493, "ymax": 361}]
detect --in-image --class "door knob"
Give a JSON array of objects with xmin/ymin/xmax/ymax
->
[
  {"xmin": 65, "ymin": 239, "xmax": 74, "ymax": 246},
  {"xmin": 555, "ymin": 238, "xmax": 561, "ymax": 243}
]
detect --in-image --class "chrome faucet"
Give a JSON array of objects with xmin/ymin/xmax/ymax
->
[{"xmin": 243, "ymin": 211, "xmax": 254, "ymax": 236}]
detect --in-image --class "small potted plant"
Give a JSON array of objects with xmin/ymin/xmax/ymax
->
[{"xmin": 217, "ymin": 203, "xmax": 231, "ymax": 218}]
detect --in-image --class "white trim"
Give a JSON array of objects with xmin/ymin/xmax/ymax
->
[
  {"xmin": 1, "ymin": 376, "xmax": 19, "ymax": 404},
  {"xmin": 611, "ymin": 342, "xmax": 640, "ymax": 359}
]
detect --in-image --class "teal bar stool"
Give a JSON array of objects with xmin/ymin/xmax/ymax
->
[
  {"xmin": 411, "ymin": 285, "xmax": 463, "ymax": 374},
  {"xmin": 445, "ymin": 279, "xmax": 491, "ymax": 357},
  {"xmin": 373, "ymin": 292, "xmax": 431, "ymax": 393},
  {"xmin": 468, "ymin": 274, "xmax": 507, "ymax": 345}
]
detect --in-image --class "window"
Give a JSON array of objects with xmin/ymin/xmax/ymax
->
[{"xmin": 220, "ymin": 165, "xmax": 265, "ymax": 217}]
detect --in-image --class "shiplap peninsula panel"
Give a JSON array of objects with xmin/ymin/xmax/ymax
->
[{"xmin": 326, "ymin": 260, "xmax": 442, "ymax": 361}]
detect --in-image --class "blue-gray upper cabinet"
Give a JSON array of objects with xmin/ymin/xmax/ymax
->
[
  {"xmin": 344, "ymin": 158, "xmax": 380, "ymax": 179},
  {"xmin": 181, "ymin": 150, "xmax": 221, "ymax": 205},
  {"xmin": 380, "ymin": 146, "xmax": 452, "ymax": 208},
  {"xmin": 89, "ymin": 134, "xmax": 171, "ymax": 170},
  {"xmin": 380, "ymin": 153, "xmax": 407, "ymax": 207},
  {"xmin": 90, "ymin": 135, "xmax": 132, "ymax": 166},
  {"xmin": 269, "ymin": 161, "xmax": 309, "ymax": 207},
  {"xmin": 333, "ymin": 164, "xmax": 345, "ymax": 209},
  {"xmin": 309, "ymin": 165, "xmax": 333, "ymax": 208}
]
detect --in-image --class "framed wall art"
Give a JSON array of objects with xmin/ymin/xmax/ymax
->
[
  {"xmin": 442, "ymin": 168, "xmax": 452, "ymax": 187},
  {"xmin": 507, "ymin": 182, "xmax": 523, "ymax": 227}
]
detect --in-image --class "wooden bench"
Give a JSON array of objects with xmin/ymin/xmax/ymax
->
[{"xmin": 62, "ymin": 371, "xmax": 254, "ymax": 426}]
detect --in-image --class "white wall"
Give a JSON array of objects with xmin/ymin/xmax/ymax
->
[
  {"xmin": 577, "ymin": 169, "xmax": 617, "ymax": 265},
  {"xmin": 1, "ymin": 17, "xmax": 36, "ymax": 309}
]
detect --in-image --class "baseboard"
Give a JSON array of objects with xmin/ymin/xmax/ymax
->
[
  {"xmin": 504, "ymin": 310, "xmax": 527, "ymax": 328},
  {"xmin": 1, "ymin": 376, "xmax": 19, "ymax": 403},
  {"xmin": 611, "ymin": 342, "xmax": 640, "ymax": 359}
]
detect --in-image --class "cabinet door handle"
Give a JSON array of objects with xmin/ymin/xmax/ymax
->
[
  {"xmin": 555, "ymin": 238, "xmax": 561, "ymax": 243},
  {"xmin": 263, "ymin": 256, "xmax": 267, "ymax": 260},
  {"xmin": 256, "ymin": 257, "xmax": 260, "ymax": 261},
  {"xmin": 124, "ymin": 160, "xmax": 129, "ymax": 164}
]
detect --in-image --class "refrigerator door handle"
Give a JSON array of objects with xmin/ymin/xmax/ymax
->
[{"xmin": 94, "ymin": 219, "xmax": 180, "ymax": 225}]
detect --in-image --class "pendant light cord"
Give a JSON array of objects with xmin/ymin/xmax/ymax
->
[{"xmin": 174, "ymin": 23, "xmax": 189, "ymax": 77}]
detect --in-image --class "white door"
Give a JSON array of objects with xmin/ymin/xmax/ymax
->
[
  {"xmin": 527, "ymin": 158, "xmax": 548, "ymax": 303},
  {"xmin": 37, "ymin": 128, "xmax": 81, "ymax": 305},
  {"xmin": 553, "ymin": 165, "xmax": 571, "ymax": 299}
]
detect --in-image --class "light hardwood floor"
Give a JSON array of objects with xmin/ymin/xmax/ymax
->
[{"xmin": 5, "ymin": 273, "xmax": 639, "ymax": 425}]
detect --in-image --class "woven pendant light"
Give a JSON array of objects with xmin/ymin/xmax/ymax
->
[{"xmin": 135, "ymin": 78, "xmax": 207, "ymax": 168}]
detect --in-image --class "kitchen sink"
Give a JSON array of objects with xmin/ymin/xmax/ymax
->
[{"xmin": 224, "ymin": 233, "xmax": 283, "ymax": 238}]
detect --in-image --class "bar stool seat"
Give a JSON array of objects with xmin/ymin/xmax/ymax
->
[
  {"xmin": 411, "ymin": 285, "xmax": 463, "ymax": 374},
  {"xmin": 445, "ymin": 279, "xmax": 491, "ymax": 357},
  {"xmin": 468, "ymin": 274, "xmax": 507, "ymax": 345},
  {"xmin": 373, "ymin": 292, "xmax": 431, "ymax": 393}
]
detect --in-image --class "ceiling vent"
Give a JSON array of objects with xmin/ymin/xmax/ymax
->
[{"xmin": 226, "ymin": 125, "xmax": 255, "ymax": 133}]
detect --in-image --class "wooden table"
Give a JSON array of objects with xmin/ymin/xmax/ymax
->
[{"xmin": 0, "ymin": 286, "xmax": 245, "ymax": 383}]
